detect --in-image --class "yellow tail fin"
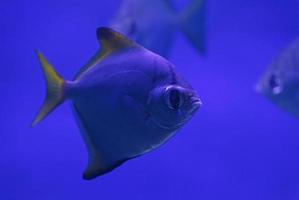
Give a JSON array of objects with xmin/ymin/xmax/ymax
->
[{"xmin": 31, "ymin": 51, "xmax": 65, "ymax": 127}]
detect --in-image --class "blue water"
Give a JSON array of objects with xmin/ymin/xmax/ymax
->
[{"xmin": 1, "ymin": 0, "xmax": 299, "ymax": 199}]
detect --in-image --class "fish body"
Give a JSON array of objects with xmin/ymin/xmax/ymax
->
[
  {"xmin": 110, "ymin": 0, "xmax": 206, "ymax": 57},
  {"xmin": 256, "ymin": 38, "xmax": 299, "ymax": 117},
  {"xmin": 32, "ymin": 27, "xmax": 201, "ymax": 180}
]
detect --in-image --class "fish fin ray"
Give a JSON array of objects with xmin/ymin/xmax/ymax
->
[{"xmin": 31, "ymin": 51, "xmax": 65, "ymax": 127}]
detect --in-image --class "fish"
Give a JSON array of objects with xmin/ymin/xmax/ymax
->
[
  {"xmin": 109, "ymin": 0, "xmax": 206, "ymax": 57},
  {"xmin": 256, "ymin": 38, "xmax": 299, "ymax": 117},
  {"xmin": 32, "ymin": 27, "xmax": 202, "ymax": 180}
]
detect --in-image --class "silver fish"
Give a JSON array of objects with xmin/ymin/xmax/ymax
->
[
  {"xmin": 256, "ymin": 38, "xmax": 299, "ymax": 117},
  {"xmin": 110, "ymin": 0, "xmax": 206, "ymax": 57},
  {"xmin": 32, "ymin": 27, "xmax": 202, "ymax": 180}
]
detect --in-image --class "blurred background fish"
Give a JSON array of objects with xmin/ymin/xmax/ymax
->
[
  {"xmin": 110, "ymin": 0, "xmax": 206, "ymax": 57},
  {"xmin": 256, "ymin": 38, "xmax": 299, "ymax": 117},
  {"xmin": 32, "ymin": 27, "xmax": 201, "ymax": 180}
]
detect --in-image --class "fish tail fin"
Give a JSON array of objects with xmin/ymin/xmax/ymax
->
[
  {"xmin": 179, "ymin": 0, "xmax": 206, "ymax": 54},
  {"xmin": 31, "ymin": 51, "xmax": 65, "ymax": 127}
]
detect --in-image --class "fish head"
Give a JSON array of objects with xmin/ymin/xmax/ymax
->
[
  {"xmin": 146, "ymin": 77, "xmax": 201, "ymax": 131},
  {"xmin": 256, "ymin": 67, "xmax": 299, "ymax": 116},
  {"xmin": 256, "ymin": 39, "xmax": 299, "ymax": 116}
]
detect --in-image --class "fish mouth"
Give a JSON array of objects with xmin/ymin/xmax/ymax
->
[
  {"xmin": 190, "ymin": 97, "xmax": 202, "ymax": 110},
  {"xmin": 180, "ymin": 96, "xmax": 202, "ymax": 126},
  {"xmin": 255, "ymin": 82, "xmax": 270, "ymax": 96},
  {"xmin": 255, "ymin": 82, "xmax": 283, "ymax": 96}
]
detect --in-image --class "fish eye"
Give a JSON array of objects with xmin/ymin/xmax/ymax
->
[
  {"xmin": 165, "ymin": 86, "xmax": 184, "ymax": 110},
  {"xmin": 269, "ymin": 74, "xmax": 282, "ymax": 94}
]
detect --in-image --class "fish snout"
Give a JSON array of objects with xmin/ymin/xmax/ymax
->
[
  {"xmin": 255, "ymin": 78, "xmax": 268, "ymax": 95},
  {"xmin": 187, "ymin": 91, "xmax": 202, "ymax": 111},
  {"xmin": 255, "ymin": 82, "xmax": 263, "ymax": 94},
  {"xmin": 191, "ymin": 96, "xmax": 202, "ymax": 107}
]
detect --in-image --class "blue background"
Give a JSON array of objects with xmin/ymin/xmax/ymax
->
[{"xmin": 1, "ymin": 0, "xmax": 299, "ymax": 199}]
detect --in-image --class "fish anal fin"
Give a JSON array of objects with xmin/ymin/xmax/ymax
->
[
  {"xmin": 83, "ymin": 151, "xmax": 127, "ymax": 180},
  {"xmin": 83, "ymin": 151, "xmax": 105, "ymax": 180},
  {"xmin": 73, "ymin": 103, "xmax": 125, "ymax": 180}
]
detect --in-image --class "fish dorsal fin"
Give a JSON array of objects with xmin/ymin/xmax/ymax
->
[
  {"xmin": 74, "ymin": 27, "xmax": 138, "ymax": 80},
  {"xmin": 97, "ymin": 27, "xmax": 137, "ymax": 52}
]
